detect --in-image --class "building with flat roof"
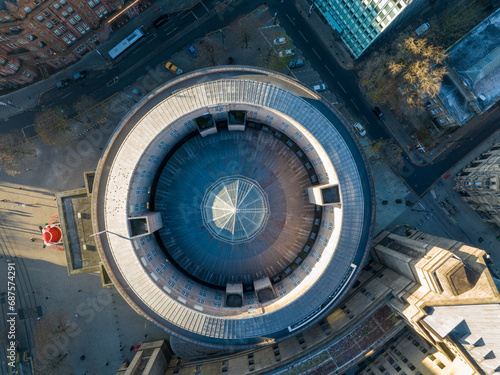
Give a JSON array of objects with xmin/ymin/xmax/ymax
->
[
  {"xmin": 93, "ymin": 66, "xmax": 375, "ymax": 355},
  {"xmin": 372, "ymin": 230, "xmax": 500, "ymax": 375},
  {"xmin": 454, "ymin": 143, "xmax": 500, "ymax": 228},
  {"xmin": 313, "ymin": 0, "xmax": 426, "ymax": 58}
]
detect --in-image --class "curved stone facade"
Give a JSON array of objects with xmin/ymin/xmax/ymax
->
[{"xmin": 92, "ymin": 66, "xmax": 375, "ymax": 349}]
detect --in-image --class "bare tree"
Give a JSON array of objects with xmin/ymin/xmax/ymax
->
[
  {"xmin": 74, "ymin": 95, "xmax": 109, "ymax": 124},
  {"xmin": 358, "ymin": 34, "xmax": 447, "ymax": 117},
  {"xmin": 239, "ymin": 25, "xmax": 251, "ymax": 49},
  {"xmin": 32, "ymin": 311, "xmax": 76, "ymax": 375},
  {"xmin": 370, "ymin": 138, "xmax": 405, "ymax": 170},
  {"xmin": 34, "ymin": 107, "xmax": 68, "ymax": 145},
  {"xmin": 0, "ymin": 132, "xmax": 35, "ymax": 176}
]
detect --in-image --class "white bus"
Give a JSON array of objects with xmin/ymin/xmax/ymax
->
[{"xmin": 108, "ymin": 27, "xmax": 145, "ymax": 59}]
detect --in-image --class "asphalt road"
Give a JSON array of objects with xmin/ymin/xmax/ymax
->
[{"xmin": 4, "ymin": 0, "xmax": 500, "ymax": 197}]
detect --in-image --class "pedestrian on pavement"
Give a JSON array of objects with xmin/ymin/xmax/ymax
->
[{"xmin": 30, "ymin": 238, "xmax": 36, "ymax": 242}]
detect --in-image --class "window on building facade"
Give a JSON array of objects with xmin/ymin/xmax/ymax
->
[
  {"xmin": 67, "ymin": 33, "xmax": 76, "ymax": 41},
  {"xmin": 99, "ymin": 5, "xmax": 107, "ymax": 14},
  {"xmin": 6, "ymin": 43, "xmax": 19, "ymax": 48},
  {"xmin": 24, "ymin": 6, "xmax": 32, "ymax": 12},
  {"xmin": 18, "ymin": 39, "xmax": 28, "ymax": 44},
  {"xmin": 69, "ymin": 18, "xmax": 76, "ymax": 24},
  {"xmin": 74, "ymin": 14, "xmax": 81, "ymax": 21},
  {"xmin": 92, "ymin": 20, "xmax": 98, "ymax": 26},
  {"xmin": 33, "ymin": 0, "xmax": 41, "ymax": 5},
  {"xmin": 62, "ymin": 11, "xmax": 68, "ymax": 16},
  {"xmin": 59, "ymin": 26, "xmax": 66, "ymax": 32},
  {"xmin": 54, "ymin": 29, "xmax": 62, "ymax": 35},
  {"xmin": 58, "ymin": 45, "xmax": 65, "ymax": 51},
  {"xmin": 82, "ymin": 22, "xmax": 90, "ymax": 30},
  {"xmin": 88, "ymin": 0, "xmax": 96, "ymax": 7},
  {"xmin": 51, "ymin": 18, "xmax": 59, "ymax": 25},
  {"xmin": 75, "ymin": 45, "xmax": 86, "ymax": 53},
  {"xmin": 62, "ymin": 36, "xmax": 70, "ymax": 44},
  {"xmin": 95, "ymin": 8, "xmax": 103, "ymax": 17},
  {"xmin": 7, "ymin": 63, "xmax": 19, "ymax": 71},
  {"xmin": 43, "ymin": 11, "xmax": 51, "ymax": 17},
  {"xmin": 37, "ymin": 15, "xmax": 44, "ymax": 21},
  {"xmin": 77, "ymin": 25, "xmax": 85, "ymax": 34},
  {"xmin": 28, "ymin": 46, "xmax": 38, "ymax": 51},
  {"xmin": 53, "ymin": 3, "xmax": 60, "ymax": 9},
  {"xmin": 67, "ymin": 6, "xmax": 73, "ymax": 12},
  {"xmin": 60, "ymin": 0, "xmax": 67, "ymax": 3},
  {"xmin": 46, "ymin": 22, "xmax": 53, "ymax": 28}
]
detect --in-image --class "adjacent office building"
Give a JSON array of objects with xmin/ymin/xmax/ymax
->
[
  {"xmin": 313, "ymin": 0, "xmax": 426, "ymax": 58},
  {"xmin": 454, "ymin": 143, "xmax": 500, "ymax": 228}
]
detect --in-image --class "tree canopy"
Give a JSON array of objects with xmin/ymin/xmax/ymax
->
[
  {"xmin": 34, "ymin": 107, "xmax": 68, "ymax": 145},
  {"xmin": 0, "ymin": 132, "xmax": 34, "ymax": 175},
  {"xmin": 359, "ymin": 34, "xmax": 448, "ymax": 116}
]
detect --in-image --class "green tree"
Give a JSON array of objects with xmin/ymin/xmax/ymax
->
[
  {"xmin": 359, "ymin": 34, "xmax": 447, "ymax": 116},
  {"xmin": 34, "ymin": 107, "xmax": 68, "ymax": 145},
  {"xmin": 0, "ymin": 132, "xmax": 35, "ymax": 176}
]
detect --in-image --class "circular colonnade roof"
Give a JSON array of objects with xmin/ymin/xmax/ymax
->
[{"xmin": 92, "ymin": 66, "xmax": 374, "ymax": 349}]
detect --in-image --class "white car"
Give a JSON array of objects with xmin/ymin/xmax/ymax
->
[
  {"xmin": 273, "ymin": 37, "xmax": 286, "ymax": 45},
  {"xmin": 312, "ymin": 83, "xmax": 326, "ymax": 92},
  {"xmin": 279, "ymin": 49, "xmax": 294, "ymax": 58},
  {"xmin": 353, "ymin": 122, "xmax": 366, "ymax": 136}
]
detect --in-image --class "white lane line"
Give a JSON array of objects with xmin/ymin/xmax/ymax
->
[
  {"xmin": 200, "ymin": 0, "xmax": 209, "ymax": 11},
  {"xmin": 61, "ymin": 93, "xmax": 73, "ymax": 99},
  {"xmin": 325, "ymin": 65, "xmax": 334, "ymax": 77},
  {"xmin": 312, "ymin": 48, "xmax": 321, "ymax": 59},
  {"xmin": 362, "ymin": 115, "xmax": 369, "ymax": 123},
  {"xmin": 191, "ymin": 11, "xmax": 198, "ymax": 19},
  {"xmin": 286, "ymin": 14, "xmax": 295, "ymax": 25},
  {"xmin": 337, "ymin": 81, "xmax": 347, "ymax": 94},
  {"xmin": 132, "ymin": 48, "xmax": 141, "ymax": 54},
  {"xmin": 299, "ymin": 30, "xmax": 308, "ymax": 42},
  {"xmin": 350, "ymin": 99, "xmax": 359, "ymax": 110},
  {"xmin": 181, "ymin": 12, "xmax": 191, "ymax": 19},
  {"xmin": 97, "ymin": 73, "xmax": 105, "ymax": 78},
  {"xmin": 166, "ymin": 27, "xmax": 179, "ymax": 36}
]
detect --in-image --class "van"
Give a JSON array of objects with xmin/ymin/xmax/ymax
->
[
  {"xmin": 373, "ymin": 107, "xmax": 384, "ymax": 120},
  {"xmin": 312, "ymin": 84, "xmax": 326, "ymax": 92},
  {"xmin": 289, "ymin": 59, "xmax": 304, "ymax": 69}
]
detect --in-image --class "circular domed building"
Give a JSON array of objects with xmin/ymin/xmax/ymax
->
[{"xmin": 92, "ymin": 66, "xmax": 374, "ymax": 352}]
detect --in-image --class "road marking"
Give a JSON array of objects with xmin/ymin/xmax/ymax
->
[
  {"xmin": 166, "ymin": 27, "xmax": 179, "ymax": 36},
  {"xmin": 299, "ymin": 30, "xmax": 308, "ymax": 42},
  {"xmin": 325, "ymin": 65, "xmax": 334, "ymax": 77},
  {"xmin": 107, "ymin": 77, "xmax": 119, "ymax": 87},
  {"xmin": 362, "ymin": 115, "xmax": 368, "ymax": 123},
  {"xmin": 97, "ymin": 73, "xmax": 105, "ymax": 78},
  {"xmin": 286, "ymin": 14, "xmax": 295, "ymax": 25},
  {"xmin": 337, "ymin": 81, "xmax": 347, "ymax": 94},
  {"xmin": 191, "ymin": 11, "xmax": 198, "ymax": 19},
  {"xmin": 350, "ymin": 99, "xmax": 359, "ymax": 110},
  {"xmin": 312, "ymin": 48, "xmax": 321, "ymax": 59},
  {"xmin": 61, "ymin": 93, "xmax": 73, "ymax": 99},
  {"xmin": 149, "ymin": 35, "xmax": 158, "ymax": 41},
  {"xmin": 200, "ymin": 0, "xmax": 209, "ymax": 11},
  {"xmin": 181, "ymin": 12, "xmax": 191, "ymax": 19},
  {"xmin": 132, "ymin": 48, "xmax": 141, "ymax": 54}
]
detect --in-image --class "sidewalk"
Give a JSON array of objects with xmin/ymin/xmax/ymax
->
[{"xmin": 0, "ymin": 0, "xmax": 198, "ymax": 121}]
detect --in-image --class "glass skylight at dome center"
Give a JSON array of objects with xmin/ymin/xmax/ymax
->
[{"xmin": 201, "ymin": 176, "xmax": 270, "ymax": 244}]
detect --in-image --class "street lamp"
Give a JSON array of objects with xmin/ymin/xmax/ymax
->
[{"xmin": 89, "ymin": 229, "xmax": 107, "ymax": 237}]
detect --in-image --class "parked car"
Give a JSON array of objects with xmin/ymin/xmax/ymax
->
[
  {"xmin": 153, "ymin": 14, "xmax": 169, "ymax": 28},
  {"xmin": 415, "ymin": 22, "xmax": 430, "ymax": 36},
  {"xmin": 372, "ymin": 106, "xmax": 384, "ymax": 120},
  {"xmin": 312, "ymin": 83, "xmax": 326, "ymax": 92},
  {"xmin": 279, "ymin": 49, "xmax": 294, "ymax": 58},
  {"xmin": 56, "ymin": 79, "xmax": 72, "ymax": 89},
  {"xmin": 73, "ymin": 71, "xmax": 87, "ymax": 80},
  {"xmin": 273, "ymin": 37, "xmax": 286, "ymax": 45},
  {"xmin": 132, "ymin": 88, "xmax": 144, "ymax": 98},
  {"xmin": 188, "ymin": 46, "xmax": 199, "ymax": 58},
  {"xmin": 288, "ymin": 59, "xmax": 304, "ymax": 69},
  {"xmin": 353, "ymin": 122, "xmax": 366, "ymax": 136},
  {"xmin": 165, "ymin": 62, "xmax": 183, "ymax": 75}
]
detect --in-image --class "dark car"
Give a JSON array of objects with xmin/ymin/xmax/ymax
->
[
  {"xmin": 373, "ymin": 106, "xmax": 384, "ymax": 120},
  {"xmin": 152, "ymin": 14, "xmax": 169, "ymax": 28},
  {"xmin": 73, "ymin": 70, "xmax": 87, "ymax": 80},
  {"xmin": 56, "ymin": 79, "xmax": 72, "ymax": 89},
  {"xmin": 288, "ymin": 59, "xmax": 304, "ymax": 69}
]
